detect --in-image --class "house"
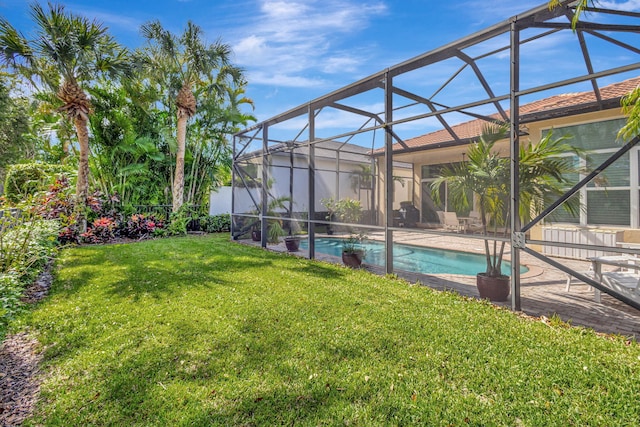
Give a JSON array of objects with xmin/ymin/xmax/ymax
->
[
  {"xmin": 373, "ymin": 76, "xmax": 640, "ymax": 258},
  {"xmin": 233, "ymin": 139, "xmax": 412, "ymax": 219}
]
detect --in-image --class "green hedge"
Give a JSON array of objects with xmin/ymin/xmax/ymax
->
[
  {"xmin": 0, "ymin": 218, "xmax": 59, "ymax": 337},
  {"xmin": 200, "ymin": 213, "xmax": 231, "ymax": 233},
  {"xmin": 4, "ymin": 162, "xmax": 75, "ymax": 202}
]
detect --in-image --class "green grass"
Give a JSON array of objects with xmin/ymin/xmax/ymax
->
[{"xmin": 15, "ymin": 234, "xmax": 640, "ymax": 426}]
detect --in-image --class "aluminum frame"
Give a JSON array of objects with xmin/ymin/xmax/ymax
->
[{"xmin": 232, "ymin": 0, "xmax": 640, "ymax": 310}]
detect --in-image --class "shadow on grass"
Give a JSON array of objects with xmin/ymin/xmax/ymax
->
[
  {"xmin": 297, "ymin": 262, "xmax": 348, "ymax": 280},
  {"xmin": 50, "ymin": 236, "xmax": 283, "ymax": 302},
  {"xmin": 85, "ymin": 312, "xmax": 314, "ymax": 425},
  {"xmin": 87, "ymin": 309, "xmax": 385, "ymax": 426}
]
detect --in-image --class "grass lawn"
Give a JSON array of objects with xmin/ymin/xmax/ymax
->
[{"xmin": 15, "ymin": 234, "xmax": 640, "ymax": 425}]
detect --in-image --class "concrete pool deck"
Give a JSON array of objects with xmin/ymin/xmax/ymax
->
[{"xmin": 244, "ymin": 231, "xmax": 640, "ymax": 338}]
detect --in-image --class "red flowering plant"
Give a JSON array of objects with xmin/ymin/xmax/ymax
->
[
  {"xmin": 123, "ymin": 213, "xmax": 164, "ymax": 239},
  {"xmin": 36, "ymin": 176, "xmax": 123, "ymax": 244},
  {"xmin": 80, "ymin": 217, "xmax": 117, "ymax": 244}
]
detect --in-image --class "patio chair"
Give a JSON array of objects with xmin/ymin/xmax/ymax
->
[
  {"xmin": 467, "ymin": 212, "xmax": 489, "ymax": 234},
  {"xmin": 601, "ymin": 270, "xmax": 640, "ymax": 303},
  {"xmin": 442, "ymin": 211, "xmax": 467, "ymax": 233},
  {"xmin": 565, "ymin": 266, "xmax": 594, "ymax": 292}
]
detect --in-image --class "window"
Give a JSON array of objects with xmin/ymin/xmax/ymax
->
[
  {"xmin": 546, "ymin": 118, "xmax": 633, "ymax": 227},
  {"xmin": 421, "ymin": 162, "xmax": 471, "ymax": 222}
]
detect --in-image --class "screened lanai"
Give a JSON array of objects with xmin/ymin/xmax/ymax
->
[{"xmin": 232, "ymin": 0, "xmax": 640, "ymax": 318}]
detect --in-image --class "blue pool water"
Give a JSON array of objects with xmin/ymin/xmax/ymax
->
[{"xmin": 301, "ymin": 238, "xmax": 527, "ymax": 276}]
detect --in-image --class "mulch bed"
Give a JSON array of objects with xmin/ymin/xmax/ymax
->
[{"xmin": 0, "ymin": 263, "xmax": 53, "ymax": 426}]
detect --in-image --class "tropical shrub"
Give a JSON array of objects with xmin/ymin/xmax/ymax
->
[
  {"xmin": 36, "ymin": 176, "xmax": 122, "ymax": 244},
  {"xmin": 167, "ymin": 210, "xmax": 190, "ymax": 236},
  {"xmin": 0, "ymin": 273, "xmax": 21, "ymax": 334},
  {"xmin": 0, "ymin": 218, "xmax": 59, "ymax": 280},
  {"xmin": 122, "ymin": 214, "xmax": 164, "ymax": 239},
  {"xmin": 0, "ymin": 214, "xmax": 58, "ymax": 335},
  {"xmin": 4, "ymin": 162, "xmax": 74, "ymax": 203},
  {"xmin": 199, "ymin": 213, "xmax": 231, "ymax": 233},
  {"xmin": 432, "ymin": 125, "xmax": 581, "ymax": 277},
  {"xmin": 80, "ymin": 217, "xmax": 117, "ymax": 244}
]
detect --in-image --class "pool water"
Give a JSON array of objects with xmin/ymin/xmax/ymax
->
[{"xmin": 301, "ymin": 238, "xmax": 527, "ymax": 276}]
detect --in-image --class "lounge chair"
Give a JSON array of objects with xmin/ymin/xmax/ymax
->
[
  {"xmin": 601, "ymin": 270, "xmax": 640, "ymax": 303},
  {"xmin": 442, "ymin": 211, "xmax": 467, "ymax": 233},
  {"xmin": 467, "ymin": 212, "xmax": 488, "ymax": 233}
]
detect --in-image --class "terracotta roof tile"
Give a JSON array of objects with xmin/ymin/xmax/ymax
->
[{"xmin": 392, "ymin": 76, "xmax": 640, "ymax": 153}]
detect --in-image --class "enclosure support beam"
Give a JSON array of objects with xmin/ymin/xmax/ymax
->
[
  {"xmin": 385, "ymin": 70, "xmax": 394, "ymax": 274},
  {"xmin": 231, "ymin": 134, "xmax": 237, "ymax": 238},
  {"xmin": 261, "ymin": 126, "xmax": 268, "ymax": 248},
  {"xmin": 308, "ymin": 105, "xmax": 316, "ymax": 260},
  {"xmin": 509, "ymin": 20, "xmax": 522, "ymax": 312}
]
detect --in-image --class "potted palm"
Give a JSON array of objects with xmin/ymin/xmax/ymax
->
[
  {"xmin": 335, "ymin": 198, "xmax": 366, "ymax": 267},
  {"xmin": 320, "ymin": 197, "xmax": 337, "ymax": 235},
  {"xmin": 250, "ymin": 220, "xmax": 261, "ymax": 241},
  {"xmin": 248, "ymin": 196, "xmax": 292, "ymax": 244},
  {"xmin": 284, "ymin": 216, "xmax": 302, "ymax": 251},
  {"xmin": 433, "ymin": 124, "xmax": 580, "ymax": 301}
]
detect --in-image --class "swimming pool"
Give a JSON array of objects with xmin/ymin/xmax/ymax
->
[{"xmin": 301, "ymin": 238, "xmax": 528, "ymax": 276}]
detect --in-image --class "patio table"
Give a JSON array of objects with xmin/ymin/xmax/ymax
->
[{"xmin": 587, "ymin": 255, "xmax": 640, "ymax": 303}]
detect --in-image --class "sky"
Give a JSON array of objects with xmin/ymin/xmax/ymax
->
[{"xmin": 1, "ymin": 0, "xmax": 639, "ymax": 130}]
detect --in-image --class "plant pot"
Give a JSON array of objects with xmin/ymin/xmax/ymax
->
[
  {"xmin": 476, "ymin": 273, "xmax": 510, "ymax": 302},
  {"xmin": 326, "ymin": 227, "xmax": 334, "ymax": 235},
  {"xmin": 251, "ymin": 230, "xmax": 261, "ymax": 241},
  {"xmin": 342, "ymin": 250, "xmax": 364, "ymax": 268},
  {"xmin": 284, "ymin": 236, "xmax": 301, "ymax": 252}
]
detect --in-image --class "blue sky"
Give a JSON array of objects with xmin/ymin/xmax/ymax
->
[{"xmin": 1, "ymin": 0, "xmax": 639, "ymax": 128}]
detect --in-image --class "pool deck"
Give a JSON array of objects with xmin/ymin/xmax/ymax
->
[{"xmin": 247, "ymin": 231, "xmax": 640, "ymax": 338}]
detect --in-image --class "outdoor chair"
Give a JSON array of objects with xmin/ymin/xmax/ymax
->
[
  {"xmin": 601, "ymin": 270, "xmax": 640, "ymax": 303},
  {"xmin": 567, "ymin": 255, "xmax": 639, "ymax": 302},
  {"xmin": 442, "ymin": 211, "xmax": 467, "ymax": 233},
  {"xmin": 467, "ymin": 212, "xmax": 489, "ymax": 234},
  {"xmin": 565, "ymin": 266, "xmax": 594, "ymax": 292}
]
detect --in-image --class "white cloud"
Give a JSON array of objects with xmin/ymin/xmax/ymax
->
[
  {"xmin": 232, "ymin": 0, "xmax": 387, "ymax": 88},
  {"xmin": 73, "ymin": 7, "xmax": 142, "ymax": 34},
  {"xmin": 247, "ymin": 71, "xmax": 326, "ymax": 87},
  {"xmin": 322, "ymin": 56, "xmax": 360, "ymax": 74},
  {"xmin": 598, "ymin": 0, "xmax": 640, "ymax": 11}
]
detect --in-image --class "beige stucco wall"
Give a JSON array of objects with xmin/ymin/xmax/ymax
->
[
  {"xmin": 375, "ymin": 106, "xmax": 630, "ymax": 236},
  {"xmin": 375, "ymin": 163, "xmax": 415, "ymax": 225}
]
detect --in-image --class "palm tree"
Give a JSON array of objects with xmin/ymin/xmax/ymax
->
[
  {"xmin": 432, "ymin": 125, "xmax": 581, "ymax": 278},
  {"xmin": 0, "ymin": 3, "xmax": 129, "ymax": 227},
  {"xmin": 139, "ymin": 20, "xmax": 244, "ymax": 212},
  {"xmin": 184, "ymin": 84, "xmax": 255, "ymax": 206},
  {"xmin": 548, "ymin": 0, "xmax": 638, "ymax": 143}
]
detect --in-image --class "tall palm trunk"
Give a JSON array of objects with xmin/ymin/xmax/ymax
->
[
  {"xmin": 74, "ymin": 116, "xmax": 90, "ymax": 204},
  {"xmin": 172, "ymin": 82, "xmax": 196, "ymax": 212},
  {"xmin": 58, "ymin": 78, "xmax": 92, "ymax": 231},
  {"xmin": 173, "ymin": 111, "xmax": 188, "ymax": 212}
]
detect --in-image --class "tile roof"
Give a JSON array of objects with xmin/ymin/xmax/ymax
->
[{"xmin": 389, "ymin": 76, "xmax": 640, "ymax": 153}]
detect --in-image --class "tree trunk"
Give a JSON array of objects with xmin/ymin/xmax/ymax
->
[
  {"xmin": 74, "ymin": 115, "xmax": 90, "ymax": 232},
  {"xmin": 172, "ymin": 110, "xmax": 188, "ymax": 212}
]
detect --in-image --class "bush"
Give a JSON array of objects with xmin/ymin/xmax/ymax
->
[
  {"xmin": 80, "ymin": 217, "xmax": 117, "ymax": 244},
  {"xmin": 0, "ymin": 273, "xmax": 21, "ymax": 334},
  {"xmin": 4, "ymin": 163, "xmax": 74, "ymax": 203},
  {"xmin": 122, "ymin": 214, "xmax": 164, "ymax": 239},
  {"xmin": 36, "ymin": 176, "xmax": 122, "ymax": 244},
  {"xmin": 0, "ymin": 218, "xmax": 59, "ymax": 280},
  {"xmin": 0, "ymin": 216, "xmax": 58, "ymax": 335},
  {"xmin": 167, "ymin": 211, "xmax": 189, "ymax": 236},
  {"xmin": 200, "ymin": 214, "xmax": 231, "ymax": 233}
]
